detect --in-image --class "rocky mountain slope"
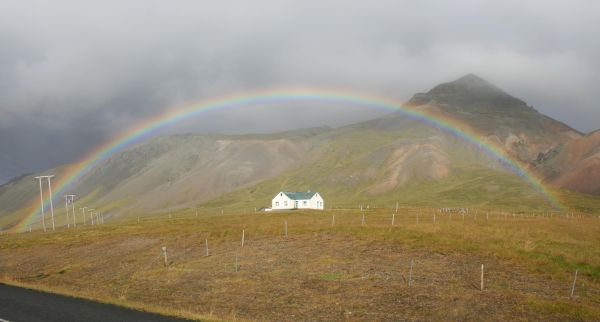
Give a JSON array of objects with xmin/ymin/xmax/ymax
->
[
  {"xmin": 541, "ymin": 130, "xmax": 600, "ymax": 195},
  {"xmin": 407, "ymin": 74, "xmax": 582, "ymax": 163},
  {"xmin": 405, "ymin": 74, "xmax": 600, "ymax": 195}
]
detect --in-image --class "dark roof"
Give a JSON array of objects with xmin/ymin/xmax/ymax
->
[{"xmin": 282, "ymin": 191, "xmax": 317, "ymax": 200}]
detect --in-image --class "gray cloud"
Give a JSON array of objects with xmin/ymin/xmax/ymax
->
[{"xmin": 1, "ymin": 0, "xmax": 599, "ymax": 182}]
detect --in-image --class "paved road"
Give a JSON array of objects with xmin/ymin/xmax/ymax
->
[{"xmin": 0, "ymin": 283, "xmax": 187, "ymax": 322}]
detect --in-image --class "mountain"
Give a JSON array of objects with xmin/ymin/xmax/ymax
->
[
  {"xmin": 538, "ymin": 130, "xmax": 600, "ymax": 195},
  {"xmin": 0, "ymin": 127, "xmax": 330, "ymax": 226},
  {"xmin": 1, "ymin": 74, "xmax": 599, "ymax": 229},
  {"xmin": 408, "ymin": 74, "xmax": 581, "ymax": 163},
  {"xmin": 406, "ymin": 74, "xmax": 600, "ymax": 195}
]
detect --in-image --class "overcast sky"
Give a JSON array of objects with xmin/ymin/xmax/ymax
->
[{"xmin": 0, "ymin": 0, "xmax": 599, "ymax": 183}]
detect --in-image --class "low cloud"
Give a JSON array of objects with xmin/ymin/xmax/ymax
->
[{"xmin": 1, "ymin": 0, "xmax": 599, "ymax": 182}]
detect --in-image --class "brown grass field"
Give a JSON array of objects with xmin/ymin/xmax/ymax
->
[{"xmin": 1, "ymin": 208, "xmax": 600, "ymax": 321}]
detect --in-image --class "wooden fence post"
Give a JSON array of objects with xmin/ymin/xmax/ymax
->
[
  {"xmin": 162, "ymin": 246, "xmax": 168, "ymax": 267},
  {"xmin": 409, "ymin": 259, "xmax": 414, "ymax": 287},
  {"xmin": 571, "ymin": 269, "xmax": 579, "ymax": 298},
  {"xmin": 481, "ymin": 264, "xmax": 484, "ymax": 291}
]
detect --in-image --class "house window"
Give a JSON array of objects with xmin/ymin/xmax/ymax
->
[
  {"xmin": 275, "ymin": 202, "xmax": 279, "ymax": 206},
  {"xmin": 284, "ymin": 201, "xmax": 288, "ymax": 206},
  {"xmin": 303, "ymin": 201, "xmax": 307, "ymax": 205}
]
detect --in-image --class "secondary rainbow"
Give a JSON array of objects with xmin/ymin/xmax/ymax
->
[{"xmin": 13, "ymin": 88, "xmax": 564, "ymax": 232}]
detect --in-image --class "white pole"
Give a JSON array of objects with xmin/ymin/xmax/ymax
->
[
  {"xmin": 433, "ymin": 213, "xmax": 436, "ymax": 225},
  {"xmin": 36, "ymin": 177, "xmax": 46, "ymax": 232},
  {"xmin": 481, "ymin": 264, "xmax": 484, "ymax": 291},
  {"xmin": 64, "ymin": 196, "xmax": 70, "ymax": 228},
  {"xmin": 392, "ymin": 213, "xmax": 395, "ymax": 226},
  {"xmin": 332, "ymin": 215, "xmax": 335, "ymax": 227},
  {"xmin": 47, "ymin": 177, "xmax": 55, "ymax": 231},
  {"xmin": 81, "ymin": 207, "xmax": 87, "ymax": 225},
  {"xmin": 409, "ymin": 260, "xmax": 414, "ymax": 287},
  {"xmin": 162, "ymin": 246, "xmax": 168, "ymax": 267},
  {"xmin": 361, "ymin": 214, "xmax": 365, "ymax": 226},
  {"xmin": 71, "ymin": 196, "xmax": 76, "ymax": 227},
  {"xmin": 241, "ymin": 230, "xmax": 245, "ymax": 248},
  {"xmin": 571, "ymin": 269, "xmax": 578, "ymax": 298},
  {"xmin": 205, "ymin": 239, "xmax": 209, "ymax": 256},
  {"xmin": 395, "ymin": 201, "xmax": 398, "ymax": 214}
]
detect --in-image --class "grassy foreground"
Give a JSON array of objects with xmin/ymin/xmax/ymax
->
[{"xmin": 1, "ymin": 208, "xmax": 600, "ymax": 321}]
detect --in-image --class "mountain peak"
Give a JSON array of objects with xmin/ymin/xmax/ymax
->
[
  {"xmin": 407, "ymin": 74, "xmax": 532, "ymax": 112},
  {"xmin": 451, "ymin": 73, "xmax": 500, "ymax": 90}
]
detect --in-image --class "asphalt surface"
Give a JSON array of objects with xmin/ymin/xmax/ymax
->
[{"xmin": 0, "ymin": 283, "xmax": 188, "ymax": 322}]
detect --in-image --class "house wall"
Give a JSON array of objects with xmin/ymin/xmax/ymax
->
[
  {"xmin": 271, "ymin": 192, "xmax": 324, "ymax": 210},
  {"xmin": 295, "ymin": 193, "xmax": 324, "ymax": 209},
  {"xmin": 313, "ymin": 193, "xmax": 324, "ymax": 209},
  {"xmin": 272, "ymin": 192, "xmax": 294, "ymax": 210}
]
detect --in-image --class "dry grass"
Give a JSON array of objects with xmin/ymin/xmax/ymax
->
[{"xmin": 1, "ymin": 208, "xmax": 600, "ymax": 321}]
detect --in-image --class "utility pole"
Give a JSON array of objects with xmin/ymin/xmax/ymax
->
[
  {"xmin": 64, "ymin": 195, "xmax": 71, "ymax": 228},
  {"xmin": 80, "ymin": 207, "xmax": 88, "ymax": 225},
  {"xmin": 34, "ymin": 175, "xmax": 55, "ymax": 231},
  {"xmin": 47, "ymin": 176, "xmax": 55, "ymax": 231},
  {"xmin": 65, "ymin": 195, "xmax": 76, "ymax": 227},
  {"xmin": 88, "ymin": 209, "xmax": 95, "ymax": 225},
  {"xmin": 34, "ymin": 176, "xmax": 46, "ymax": 232}
]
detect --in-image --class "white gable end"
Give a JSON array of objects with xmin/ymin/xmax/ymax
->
[{"xmin": 272, "ymin": 192, "xmax": 294, "ymax": 210}]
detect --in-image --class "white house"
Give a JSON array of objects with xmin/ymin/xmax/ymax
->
[{"xmin": 271, "ymin": 191, "xmax": 324, "ymax": 210}]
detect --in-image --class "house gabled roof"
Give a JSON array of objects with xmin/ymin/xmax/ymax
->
[{"xmin": 282, "ymin": 191, "xmax": 317, "ymax": 200}]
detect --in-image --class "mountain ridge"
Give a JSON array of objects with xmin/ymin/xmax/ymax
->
[{"xmin": 1, "ymin": 74, "xmax": 599, "ymax": 229}]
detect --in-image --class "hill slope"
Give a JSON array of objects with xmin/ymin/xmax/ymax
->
[{"xmin": 1, "ymin": 74, "xmax": 599, "ymax": 230}]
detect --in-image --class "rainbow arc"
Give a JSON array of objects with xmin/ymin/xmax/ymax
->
[{"xmin": 12, "ymin": 88, "xmax": 564, "ymax": 232}]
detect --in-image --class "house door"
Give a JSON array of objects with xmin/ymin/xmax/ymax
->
[{"xmin": 295, "ymin": 201, "xmax": 298, "ymax": 209}]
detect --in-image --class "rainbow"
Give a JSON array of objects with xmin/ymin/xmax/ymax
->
[{"xmin": 13, "ymin": 88, "xmax": 564, "ymax": 232}]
